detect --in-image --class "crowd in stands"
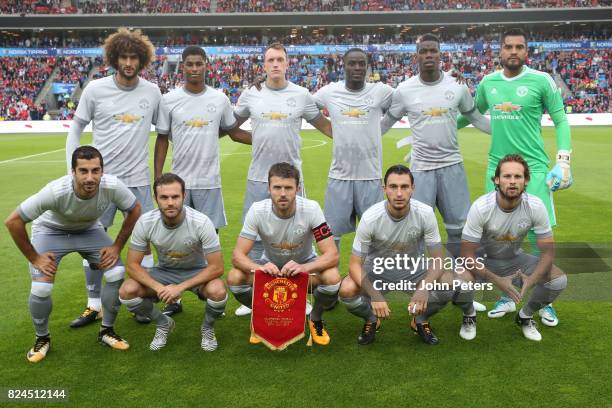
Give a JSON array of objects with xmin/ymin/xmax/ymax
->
[
  {"xmin": 0, "ymin": 0, "xmax": 607, "ymax": 14},
  {"xmin": 0, "ymin": 56, "xmax": 54, "ymax": 121},
  {"xmin": 0, "ymin": 42, "xmax": 608, "ymax": 120}
]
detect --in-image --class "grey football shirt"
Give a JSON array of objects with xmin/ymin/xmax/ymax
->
[
  {"xmin": 240, "ymin": 196, "xmax": 330, "ymax": 266},
  {"xmin": 156, "ymin": 86, "xmax": 237, "ymax": 189},
  {"xmin": 313, "ymin": 81, "xmax": 393, "ymax": 180},
  {"xmin": 18, "ymin": 174, "xmax": 136, "ymax": 232},
  {"xmin": 462, "ymin": 191, "xmax": 552, "ymax": 259},
  {"xmin": 234, "ymin": 82, "xmax": 322, "ymax": 182},
  {"xmin": 352, "ymin": 199, "xmax": 442, "ymax": 266},
  {"xmin": 74, "ymin": 75, "xmax": 162, "ymax": 187},
  {"xmin": 387, "ymin": 72, "xmax": 475, "ymax": 171},
  {"xmin": 130, "ymin": 206, "xmax": 221, "ymax": 270}
]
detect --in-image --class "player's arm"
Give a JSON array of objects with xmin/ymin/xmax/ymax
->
[
  {"xmin": 99, "ymin": 201, "xmax": 141, "ymax": 269},
  {"xmin": 310, "ymin": 114, "xmax": 333, "ymax": 138},
  {"xmin": 158, "ymin": 250, "xmax": 224, "ymax": 304},
  {"xmin": 519, "ymin": 236, "xmax": 555, "ymax": 299},
  {"xmin": 282, "ymin": 234, "xmax": 338, "ymax": 276},
  {"xmin": 223, "ymin": 125, "xmax": 252, "ymax": 145},
  {"xmin": 460, "ymin": 240, "xmax": 521, "ymax": 303},
  {"xmin": 349, "ymin": 253, "xmax": 390, "ymax": 319},
  {"xmin": 4, "ymin": 211, "xmax": 57, "ymax": 277},
  {"xmin": 232, "ymin": 236, "xmax": 280, "ymax": 275},
  {"xmin": 154, "ymin": 133, "xmax": 169, "ymax": 181},
  {"xmin": 544, "ymin": 78, "xmax": 573, "ymax": 191},
  {"xmin": 380, "ymin": 88, "xmax": 404, "ymax": 135},
  {"xmin": 462, "ymin": 109, "xmax": 491, "ymax": 134},
  {"xmin": 127, "ymin": 248, "xmax": 165, "ymax": 293},
  {"xmin": 65, "ymin": 119, "xmax": 87, "ymax": 174},
  {"xmin": 457, "ymin": 82, "xmax": 488, "ymax": 129}
]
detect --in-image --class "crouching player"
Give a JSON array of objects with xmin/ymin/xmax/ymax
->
[
  {"xmin": 458, "ymin": 154, "xmax": 567, "ymax": 341},
  {"xmin": 339, "ymin": 165, "xmax": 468, "ymax": 345},
  {"xmin": 228, "ymin": 162, "xmax": 341, "ymax": 346},
  {"xmin": 119, "ymin": 173, "xmax": 227, "ymax": 351},
  {"xmin": 4, "ymin": 146, "xmax": 140, "ymax": 362}
]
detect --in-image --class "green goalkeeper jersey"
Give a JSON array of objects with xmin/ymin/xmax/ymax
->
[{"xmin": 473, "ymin": 66, "xmax": 568, "ymax": 173}]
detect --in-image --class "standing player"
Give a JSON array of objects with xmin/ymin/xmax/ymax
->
[
  {"xmin": 339, "ymin": 164, "xmax": 469, "ymax": 345},
  {"xmin": 119, "ymin": 174, "xmax": 227, "ymax": 351},
  {"xmin": 232, "ymin": 42, "xmax": 332, "ymax": 316},
  {"xmin": 154, "ymin": 46, "xmax": 251, "ymax": 316},
  {"xmin": 312, "ymin": 48, "xmax": 393, "ymax": 253},
  {"xmin": 66, "ymin": 28, "xmax": 161, "ymax": 326},
  {"xmin": 4, "ymin": 146, "xmax": 140, "ymax": 362},
  {"xmin": 459, "ymin": 154, "xmax": 567, "ymax": 341},
  {"xmin": 228, "ymin": 163, "xmax": 341, "ymax": 346},
  {"xmin": 458, "ymin": 28, "xmax": 572, "ymax": 324},
  {"xmin": 380, "ymin": 33, "xmax": 491, "ymax": 313}
]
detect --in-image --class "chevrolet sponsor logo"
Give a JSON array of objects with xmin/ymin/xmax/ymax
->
[
  {"xmin": 423, "ymin": 107, "xmax": 448, "ymax": 117},
  {"xmin": 494, "ymin": 234, "xmax": 518, "ymax": 242},
  {"xmin": 341, "ymin": 108, "xmax": 367, "ymax": 118},
  {"xmin": 113, "ymin": 114, "xmax": 142, "ymax": 123},
  {"xmin": 494, "ymin": 102, "xmax": 522, "ymax": 113},
  {"xmin": 271, "ymin": 241, "xmax": 301, "ymax": 250},
  {"xmin": 262, "ymin": 112, "xmax": 289, "ymax": 120},
  {"xmin": 184, "ymin": 119, "xmax": 210, "ymax": 127}
]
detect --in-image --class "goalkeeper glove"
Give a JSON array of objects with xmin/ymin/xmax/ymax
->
[{"xmin": 546, "ymin": 150, "xmax": 573, "ymax": 192}]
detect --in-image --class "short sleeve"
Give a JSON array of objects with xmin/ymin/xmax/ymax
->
[
  {"xmin": 220, "ymin": 96, "xmax": 238, "ymax": 130},
  {"xmin": 150, "ymin": 87, "xmax": 162, "ymax": 126},
  {"xmin": 239, "ymin": 206, "xmax": 259, "ymax": 241},
  {"xmin": 234, "ymin": 89, "xmax": 251, "ymax": 118},
  {"xmin": 462, "ymin": 204, "xmax": 484, "ymax": 243},
  {"xmin": 199, "ymin": 218, "xmax": 222, "ymax": 255},
  {"xmin": 112, "ymin": 180, "xmax": 138, "ymax": 212},
  {"xmin": 352, "ymin": 219, "xmax": 373, "ymax": 258},
  {"xmin": 532, "ymin": 199, "xmax": 553, "ymax": 239},
  {"xmin": 155, "ymin": 95, "xmax": 171, "ymax": 134},
  {"xmin": 17, "ymin": 184, "xmax": 56, "ymax": 223},
  {"xmin": 303, "ymin": 91, "xmax": 322, "ymax": 122},
  {"xmin": 387, "ymin": 87, "xmax": 406, "ymax": 121},
  {"xmin": 74, "ymin": 83, "xmax": 94, "ymax": 124},
  {"xmin": 458, "ymin": 84, "xmax": 476, "ymax": 114},
  {"xmin": 309, "ymin": 203, "xmax": 332, "ymax": 242},
  {"xmin": 423, "ymin": 208, "xmax": 442, "ymax": 249},
  {"xmin": 380, "ymin": 84, "xmax": 394, "ymax": 111},
  {"xmin": 129, "ymin": 218, "xmax": 149, "ymax": 252},
  {"xmin": 541, "ymin": 73, "xmax": 565, "ymax": 114},
  {"xmin": 312, "ymin": 86, "xmax": 327, "ymax": 110}
]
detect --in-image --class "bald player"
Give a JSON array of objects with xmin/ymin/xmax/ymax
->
[
  {"xmin": 66, "ymin": 28, "xmax": 161, "ymax": 326},
  {"xmin": 313, "ymin": 48, "xmax": 393, "ymax": 253}
]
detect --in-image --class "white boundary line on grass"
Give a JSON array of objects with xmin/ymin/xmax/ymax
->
[{"xmin": 0, "ymin": 148, "xmax": 64, "ymax": 165}]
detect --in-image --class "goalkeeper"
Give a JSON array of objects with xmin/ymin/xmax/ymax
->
[{"xmin": 458, "ymin": 28, "xmax": 572, "ymax": 326}]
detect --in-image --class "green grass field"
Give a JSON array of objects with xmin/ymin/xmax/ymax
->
[{"xmin": 0, "ymin": 127, "xmax": 610, "ymax": 407}]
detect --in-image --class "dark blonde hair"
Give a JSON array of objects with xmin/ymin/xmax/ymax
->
[
  {"xmin": 103, "ymin": 28, "xmax": 155, "ymax": 71},
  {"xmin": 264, "ymin": 42, "xmax": 288, "ymax": 60}
]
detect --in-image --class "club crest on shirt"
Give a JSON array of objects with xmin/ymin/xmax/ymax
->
[
  {"xmin": 262, "ymin": 112, "xmax": 289, "ymax": 120},
  {"xmin": 363, "ymin": 96, "xmax": 374, "ymax": 106},
  {"xmin": 184, "ymin": 118, "xmax": 211, "ymax": 128},
  {"xmin": 444, "ymin": 90, "xmax": 455, "ymax": 101},
  {"xmin": 207, "ymin": 104, "xmax": 217, "ymax": 113},
  {"xmin": 294, "ymin": 227, "xmax": 305, "ymax": 235},
  {"xmin": 516, "ymin": 86, "xmax": 529, "ymax": 97},
  {"xmin": 113, "ymin": 114, "xmax": 142, "ymax": 124},
  {"xmin": 341, "ymin": 108, "xmax": 368, "ymax": 118},
  {"xmin": 423, "ymin": 107, "xmax": 449, "ymax": 117},
  {"xmin": 139, "ymin": 98, "xmax": 150, "ymax": 110},
  {"xmin": 286, "ymin": 97, "xmax": 297, "ymax": 107},
  {"xmin": 517, "ymin": 218, "xmax": 531, "ymax": 230}
]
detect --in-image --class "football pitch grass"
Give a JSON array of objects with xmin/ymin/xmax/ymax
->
[{"xmin": 0, "ymin": 127, "xmax": 610, "ymax": 407}]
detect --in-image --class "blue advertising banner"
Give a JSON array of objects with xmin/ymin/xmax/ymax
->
[{"xmin": 51, "ymin": 82, "xmax": 77, "ymax": 94}]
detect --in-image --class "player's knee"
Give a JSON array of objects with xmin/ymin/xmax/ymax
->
[
  {"xmin": 320, "ymin": 267, "xmax": 341, "ymax": 286},
  {"xmin": 339, "ymin": 276, "xmax": 360, "ymax": 298},
  {"xmin": 204, "ymin": 279, "xmax": 227, "ymax": 301},
  {"xmin": 104, "ymin": 265, "xmax": 125, "ymax": 283},
  {"xmin": 545, "ymin": 271, "xmax": 567, "ymax": 291},
  {"xmin": 118, "ymin": 279, "xmax": 142, "ymax": 299},
  {"xmin": 31, "ymin": 281, "xmax": 53, "ymax": 298},
  {"xmin": 227, "ymin": 267, "xmax": 248, "ymax": 286}
]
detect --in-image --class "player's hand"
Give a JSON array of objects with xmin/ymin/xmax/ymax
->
[
  {"xmin": 493, "ymin": 272, "xmax": 522, "ymax": 304},
  {"xmin": 248, "ymin": 75, "xmax": 265, "ymax": 91},
  {"xmin": 99, "ymin": 245, "xmax": 120, "ymax": 269},
  {"xmin": 518, "ymin": 271, "xmax": 537, "ymax": 300},
  {"xmin": 546, "ymin": 150, "xmax": 572, "ymax": 192},
  {"xmin": 32, "ymin": 252, "xmax": 57, "ymax": 277},
  {"xmin": 261, "ymin": 262, "xmax": 281, "ymax": 276},
  {"xmin": 371, "ymin": 301, "xmax": 391, "ymax": 319},
  {"xmin": 450, "ymin": 69, "xmax": 466, "ymax": 85},
  {"xmin": 157, "ymin": 284, "xmax": 183, "ymax": 304},
  {"xmin": 281, "ymin": 260, "xmax": 307, "ymax": 276},
  {"xmin": 408, "ymin": 289, "xmax": 429, "ymax": 315}
]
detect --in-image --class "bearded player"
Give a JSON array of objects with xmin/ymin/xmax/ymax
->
[
  {"xmin": 458, "ymin": 28, "xmax": 572, "ymax": 325},
  {"xmin": 458, "ymin": 155, "xmax": 567, "ymax": 341},
  {"xmin": 228, "ymin": 162, "xmax": 340, "ymax": 346},
  {"xmin": 66, "ymin": 28, "xmax": 161, "ymax": 325}
]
